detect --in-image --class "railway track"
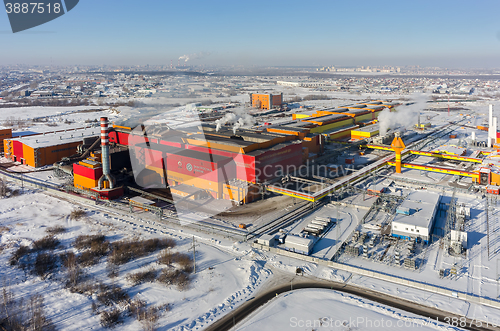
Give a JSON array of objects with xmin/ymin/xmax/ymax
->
[{"xmin": 247, "ymin": 200, "xmax": 327, "ymax": 239}]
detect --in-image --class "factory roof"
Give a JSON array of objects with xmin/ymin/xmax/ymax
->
[
  {"xmin": 342, "ymin": 108, "xmax": 371, "ymax": 115},
  {"xmin": 173, "ymin": 148, "xmax": 232, "ymax": 163},
  {"xmin": 320, "ymin": 124, "xmax": 359, "ymax": 135},
  {"xmin": 364, "ymin": 106, "xmax": 385, "ymax": 112},
  {"xmin": 287, "ymin": 121, "xmax": 315, "ymax": 128},
  {"xmin": 8, "ymin": 127, "xmax": 99, "ymax": 149},
  {"xmin": 482, "ymin": 151, "xmax": 500, "ymax": 167},
  {"xmin": 206, "ymin": 130, "xmax": 280, "ymax": 143},
  {"xmin": 432, "ymin": 145, "xmax": 466, "ymax": 156},
  {"xmin": 291, "ymin": 110, "xmax": 316, "ymax": 116},
  {"xmin": 302, "ymin": 113, "xmax": 350, "ymax": 125},
  {"xmin": 186, "ymin": 133, "xmax": 255, "ymax": 148},
  {"xmin": 199, "ymin": 125, "xmax": 281, "ymax": 142},
  {"xmin": 352, "ymin": 125, "xmax": 379, "ymax": 133},
  {"xmin": 342, "ymin": 104, "xmax": 367, "ymax": 109},
  {"xmin": 285, "ymin": 235, "xmax": 314, "ymax": 248},
  {"xmin": 392, "ymin": 191, "xmax": 440, "ymax": 229},
  {"xmin": 267, "ymin": 126, "xmax": 310, "ymax": 134},
  {"xmin": 318, "ymin": 107, "xmax": 349, "ymax": 113},
  {"xmin": 246, "ymin": 140, "xmax": 301, "ymax": 157},
  {"xmin": 362, "ymin": 101, "xmax": 383, "ymax": 105}
]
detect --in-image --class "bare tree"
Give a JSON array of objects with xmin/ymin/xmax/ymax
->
[
  {"xmin": 139, "ymin": 306, "xmax": 160, "ymax": 331},
  {"xmin": 0, "ymin": 179, "xmax": 7, "ymax": 198}
]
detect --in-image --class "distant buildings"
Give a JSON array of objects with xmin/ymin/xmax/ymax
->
[
  {"xmin": 277, "ymin": 81, "xmax": 330, "ymax": 88},
  {"xmin": 316, "ymin": 66, "xmax": 401, "ymax": 73}
]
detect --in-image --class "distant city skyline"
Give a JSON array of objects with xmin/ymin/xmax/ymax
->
[{"xmin": 1, "ymin": 0, "xmax": 500, "ymax": 68}]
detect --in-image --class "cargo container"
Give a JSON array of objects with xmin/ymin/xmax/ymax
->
[
  {"xmin": 303, "ymin": 227, "xmax": 321, "ymax": 236},
  {"xmin": 311, "ymin": 219, "xmax": 329, "ymax": 227},
  {"xmin": 308, "ymin": 223, "xmax": 324, "ymax": 231}
]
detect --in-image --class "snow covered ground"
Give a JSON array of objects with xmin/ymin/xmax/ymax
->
[
  {"xmin": 236, "ymin": 288, "xmax": 466, "ymax": 331},
  {"xmin": 0, "ymin": 187, "xmax": 272, "ymax": 331}
]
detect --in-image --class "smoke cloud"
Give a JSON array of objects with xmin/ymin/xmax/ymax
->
[
  {"xmin": 178, "ymin": 52, "xmax": 210, "ymax": 63},
  {"xmin": 215, "ymin": 109, "xmax": 255, "ymax": 134},
  {"xmin": 378, "ymin": 94, "xmax": 427, "ymax": 136}
]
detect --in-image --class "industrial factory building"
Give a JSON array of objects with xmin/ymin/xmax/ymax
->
[
  {"xmin": 0, "ymin": 128, "xmax": 12, "ymax": 154},
  {"xmin": 391, "ymin": 191, "xmax": 440, "ymax": 243},
  {"xmin": 0, "ymin": 96, "xmax": 402, "ymax": 206},
  {"xmin": 74, "ymin": 159, "xmax": 102, "ymax": 190},
  {"xmin": 128, "ymin": 125, "xmax": 304, "ymax": 203},
  {"xmin": 0, "ymin": 97, "xmax": 404, "ymax": 205},
  {"xmin": 4, "ymin": 128, "xmax": 99, "ymax": 167},
  {"xmin": 350, "ymin": 125, "xmax": 379, "ymax": 141},
  {"xmin": 284, "ymin": 235, "xmax": 314, "ymax": 255},
  {"xmin": 72, "ymin": 118, "xmax": 124, "ymax": 200},
  {"xmin": 101, "ymin": 99, "xmax": 401, "ymax": 204},
  {"xmin": 250, "ymin": 93, "xmax": 283, "ymax": 110}
]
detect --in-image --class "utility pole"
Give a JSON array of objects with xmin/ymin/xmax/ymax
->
[
  {"xmin": 336, "ymin": 205, "xmax": 340, "ymax": 249},
  {"xmin": 497, "ymin": 259, "xmax": 499, "ymax": 299},
  {"xmin": 448, "ymin": 94, "xmax": 450, "ymax": 117},
  {"xmin": 487, "ymin": 198, "xmax": 490, "ymax": 260},
  {"xmin": 189, "ymin": 236, "xmax": 200, "ymax": 273}
]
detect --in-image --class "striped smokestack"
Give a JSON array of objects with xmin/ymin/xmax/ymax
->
[
  {"xmin": 100, "ymin": 117, "xmax": 109, "ymax": 174},
  {"xmin": 98, "ymin": 117, "xmax": 115, "ymax": 189}
]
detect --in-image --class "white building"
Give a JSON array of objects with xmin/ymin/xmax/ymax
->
[
  {"xmin": 283, "ymin": 235, "xmax": 314, "ymax": 255},
  {"xmin": 276, "ymin": 81, "xmax": 330, "ymax": 88},
  {"xmin": 391, "ymin": 191, "xmax": 440, "ymax": 243},
  {"xmin": 256, "ymin": 234, "xmax": 277, "ymax": 247}
]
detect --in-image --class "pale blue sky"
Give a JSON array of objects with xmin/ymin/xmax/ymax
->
[{"xmin": 1, "ymin": 0, "xmax": 500, "ymax": 67}]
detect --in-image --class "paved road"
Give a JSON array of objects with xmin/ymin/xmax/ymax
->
[{"xmin": 206, "ymin": 274, "xmax": 500, "ymax": 331}]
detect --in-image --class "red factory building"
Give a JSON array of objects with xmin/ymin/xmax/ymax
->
[
  {"xmin": 104, "ymin": 100, "xmax": 399, "ymax": 204},
  {"xmin": 109, "ymin": 125, "xmax": 305, "ymax": 204}
]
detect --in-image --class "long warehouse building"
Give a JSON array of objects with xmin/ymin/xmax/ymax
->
[{"xmin": 4, "ymin": 128, "xmax": 99, "ymax": 167}]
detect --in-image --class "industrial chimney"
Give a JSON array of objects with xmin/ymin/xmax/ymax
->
[
  {"xmin": 98, "ymin": 117, "xmax": 115, "ymax": 189},
  {"xmin": 488, "ymin": 105, "xmax": 493, "ymax": 147}
]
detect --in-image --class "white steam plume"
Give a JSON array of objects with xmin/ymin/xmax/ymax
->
[
  {"xmin": 215, "ymin": 113, "xmax": 237, "ymax": 132},
  {"xmin": 178, "ymin": 52, "xmax": 210, "ymax": 63},
  {"xmin": 215, "ymin": 109, "xmax": 255, "ymax": 134},
  {"xmin": 378, "ymin": 94, "xmax": 427, "ymax": 136}
]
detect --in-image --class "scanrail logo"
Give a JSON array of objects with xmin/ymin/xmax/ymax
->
[{"xmin": 4, "ymin": 0, "xmax": 79, "ymax": 33}]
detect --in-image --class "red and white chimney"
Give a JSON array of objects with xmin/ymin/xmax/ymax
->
[{"xmin": 98, "ymin": 117, "xmax": 115, "ymax": 189}]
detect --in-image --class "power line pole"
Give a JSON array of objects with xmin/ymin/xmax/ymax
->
[
  {"xmin": 189, "ymin": 236, "xmax": 200, "ymax": 273},
  {"xmin": 487, "ymin": 197, "xmax": 490, "ymax": 260}
]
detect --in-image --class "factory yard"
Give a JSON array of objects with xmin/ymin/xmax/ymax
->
[{"xmin": 2, "ymin": 75, "xmax": 500, "ymax": 330}]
